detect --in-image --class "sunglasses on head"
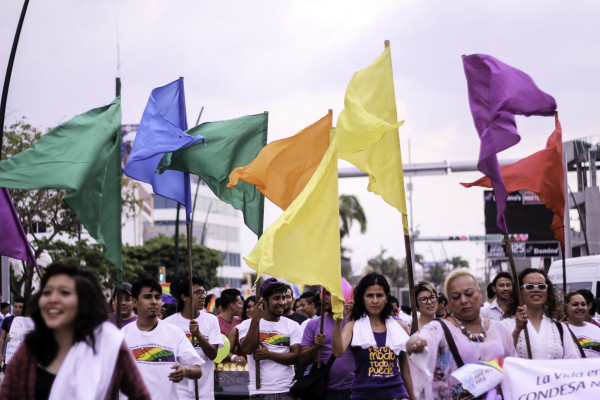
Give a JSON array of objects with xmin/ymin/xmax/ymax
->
[{"xmin": 520, "ymin": 284, "xmax": 548, "ymax": 291}]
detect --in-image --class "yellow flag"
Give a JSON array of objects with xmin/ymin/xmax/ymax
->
[
  {"xmin": 337, "ymin": 45, "xmax": 409, "ymax": 233},
  {"xmin": 227, "ymin": 111, "xmax": 332, "ymax": 211},
  {"xmin": 245, "ymin": 133, "xmax": 344, "ymax": 316}
]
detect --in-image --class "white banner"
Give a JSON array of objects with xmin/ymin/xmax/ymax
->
[
  {"xmin": 501, "ymin": 356, "xmax": 600, "ymax": 400},
  {"xmin": 5, "ymin": 316, "xmax": 34, "ymax": 364}
]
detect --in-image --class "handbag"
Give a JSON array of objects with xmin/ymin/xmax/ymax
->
[{"xmin": 290, "ymin": 355, "xmax": 336, "ymax": 400}]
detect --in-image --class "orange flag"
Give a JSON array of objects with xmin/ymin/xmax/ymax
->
[
  {"xmin": 227, "ymin": 111, "xmax": 332, "ymax": 210},
  {"xmin": 461, "ymin": 113, "xmax": 565, "ymax": 248}
]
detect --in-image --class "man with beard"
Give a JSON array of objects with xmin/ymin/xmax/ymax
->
[
  {"xmin": 123, "ymin": 278, "xmax": 203, "ymax": 399},
  {"xmin": 108, "ymin": 282, "xmax": 138, "ymax": 328},
  {"xmin": 238, "ymin": 278, "xmax": 302, "ymax": 399},
  {"xmin": 281, "ymin": 285, "xmax": 308, "ymax": 325},
  {"xmin": 299, "ymin": 287, "xmax": 355, "ymax": 400},
  {"xmin": 481, "ymin": 272, "xmax": 513, "ymax": 321},
  {"xmin": 164, "ymin": 276, "xmax": 223, "ymax": 400}
]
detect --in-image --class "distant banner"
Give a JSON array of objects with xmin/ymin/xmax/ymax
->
[
  {"xmin": 501, "ymin": 357, "xmax": 600, "ymax": 400},
  {"xmin": 5, "ymin": 316, "xmax": 34, "ymax": 364}
]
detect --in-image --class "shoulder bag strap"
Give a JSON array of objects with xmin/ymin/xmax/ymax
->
[
  {"xmin": 554, "ymin": 320, "xmax": 564, "ymax": 344},
  {"xmin": 564, "ymin": 323, "xmax": 586, "ymax": 358},
  {"xmin": 436, "ymin": 319, "xmax": 464, "ymax": 367}
]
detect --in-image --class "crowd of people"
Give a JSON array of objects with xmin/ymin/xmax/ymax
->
[{"xmin": 0, "ymin": 260, "xmax": 599, "ymax": 400}]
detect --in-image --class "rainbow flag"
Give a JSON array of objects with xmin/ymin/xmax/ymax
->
[
  {"xmin": 290, "ymin": 283, "xmax": 305, "ymax": 298},
  {"xmin": 206, "ymin": 293, "xmax": 216, "ymax": 313},
  {"xmin": 160, "ymin": 282, "xmax": 176, "ymax": 304}
]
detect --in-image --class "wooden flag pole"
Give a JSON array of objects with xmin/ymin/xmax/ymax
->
[
  {"xmin": 186, "ymin": 224, "xmax": 199, "ymax": 400},
  {"xmin": 503, "ymin": 233, "xmax": 533, "ymax": 359},
  {"xmin": 561, "ymin": 248, "xmax": 567, "ymax": 297},
  {"xmin": 255, "ymin": 278, "xmax": 262, "ymax": 389},
  {"xmin": 317, "ymin": 287, "xmax": 325, "ymax": 368},
  {"xmin": 404, "ymin": 233, "xmax": 419, "ymax": 334}
]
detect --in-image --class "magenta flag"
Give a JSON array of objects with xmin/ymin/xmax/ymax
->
[
  {"xmin": 0, "ymin": 188, "xmax": 37, "ymax": 267},
  {"xmin": 462, "ymin": 54, "xmax": 557, "ymax": 232}
]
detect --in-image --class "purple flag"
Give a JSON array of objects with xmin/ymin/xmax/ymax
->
[
  {"xmin": 0, "ymin": 188, "xmax": 37, "ymax": 267},
  {"xmin": 462, "ymin": 54, "xmax": 557, "ymax": 232}
]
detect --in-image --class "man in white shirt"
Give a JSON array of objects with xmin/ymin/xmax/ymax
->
[
  {"xmin": 123, "ymin": 278, "xmax": 203, "ymax": 400},
  {"xmin": 238, "ymin": 278, "xmax": 302, "ymax": 400},
  {"xmin": 165, "ymin": 276, "xmax": 223, "ymax": 400},
  {"xmin": 481, "ymin": 272, "xmax": 513, "ymax": 321}
]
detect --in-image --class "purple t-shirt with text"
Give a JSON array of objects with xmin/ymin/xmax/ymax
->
[
  {"xmin": 350, "ymin": 331, "xmax": 408, "ymax": 399},
  {"xmin": 301, "ymin": 315, "xmax": 354, "ymax": 390}
]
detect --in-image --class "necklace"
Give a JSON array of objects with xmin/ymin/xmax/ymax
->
[{"xmin": 452, "ymin": 315, "xmax": 486, "ymax": 342}]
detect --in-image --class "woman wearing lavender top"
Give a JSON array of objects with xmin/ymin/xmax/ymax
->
[
  {"xmin": 333, "ymin": 273, "xmax": 413, "ymax": 400},
  {"xmin": 406, "ymin": 269, "xmax": 516, "ymax": 400}
]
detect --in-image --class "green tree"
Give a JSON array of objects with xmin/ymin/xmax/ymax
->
[
  {"xmin": 339, "ymin": 194, "xmax": 367, "ymax": 240},
  {"xmin": 447, "ymin": 256, "xmax": 469, "ymax": 270},
  {"xmin": 365, "ymin": 249, "xmax": 403, "ymax": 287},
  {"xmin": 2, "ymin": 119, "xmax": 138, "ymax": 299},
  {"xmin": 426, "ymin": 263, "xmax": 448, "ymax": 290},
  {"xmin": 123, "ymin": 234, "xmax": 222, "ymax": 289},
  {"xmin": 339, "ymin": 194, "xmax": 367, "ymax": 279}
]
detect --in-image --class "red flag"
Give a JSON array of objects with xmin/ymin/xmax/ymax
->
[{"xmin": 461, "ymin": 113, "xmax": 564, "ymax": 248}]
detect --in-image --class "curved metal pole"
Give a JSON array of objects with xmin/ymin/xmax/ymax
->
[{"xmin": 0, "ymin": 0, "xmax": 30, "ymax": 159}]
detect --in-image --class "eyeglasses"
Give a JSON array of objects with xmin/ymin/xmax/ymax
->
[
  {"xmin": 418, "ymin": 295, "xmax": 438, "ymax": 304},
  {"xmin": 520, "ymin": 284, "xmax": 548, "ymax": 291},
  {"xmin": 193, "ymin": 289, "xmax": 207, "ymax": 296}
]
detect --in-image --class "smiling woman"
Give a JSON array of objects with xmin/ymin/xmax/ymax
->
[
  {"xmin": 406, "ymin": 269, "xmax": 516, "ymax": 399},
  {"xmin": 502, "ymin": 268, "xmax": 580, "ymax": 360},
  {"xmin": 0, "ymin": 261, "xmax": 150, "ymax": 400}
]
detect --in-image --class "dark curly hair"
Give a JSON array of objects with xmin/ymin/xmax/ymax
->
[
  {"xmin": 25, "ymin": 260, "xmax": 109, "ymax": 367},
  {"xmin": 350, "ymin": 273, "xmax": 393, "ymax": 323},
  {"xmin": 506, "ymin": 268, "xmax": 559, "ymax": 319}
]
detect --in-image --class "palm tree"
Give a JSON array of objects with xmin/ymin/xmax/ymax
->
[
  {"xmin": 339, "ymin": 194, "xmax": 367, "ymax": 239},
  {"xmin": 339, "ymin": 194, "xmax": 367, "ymax": 279},
  {"xmin": 426, "ymin": 263, "xmax": 448, "ymax": 291},
  {"xmin": 447, "ymin": 256, "xmax": 469, "ymax": 270}
]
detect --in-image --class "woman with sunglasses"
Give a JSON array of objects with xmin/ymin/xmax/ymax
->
[
  {"xmin": 563, "ymin": 291, "xmax": 600, "ymax": 358},
  {"xmin": 503, "ymin": 268, "xmax": 579, "ymax": 359},
  {"xmin": 413, "ymin": 282, "xmax": 438, "ymax": 331},
  {"xmin": 406, "ymin": 269, "xmax": 515, "ymax": 399}
]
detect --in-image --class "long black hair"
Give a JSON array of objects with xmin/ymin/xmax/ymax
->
[
  {"xmin": 25, "ymin": 261, "xmax": 109, "ymax": 367},
  {"xmin": 242, "ymin": 296, "xmax": 256, "ymax": 320},
  {"xmin": 350, "ymin": 273, "xmax": 393, "ymax": 323}
]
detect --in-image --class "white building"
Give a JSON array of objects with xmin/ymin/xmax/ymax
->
[{"xmin": 123, "ymin": 177, "xmax": 246, "ymax": 289}]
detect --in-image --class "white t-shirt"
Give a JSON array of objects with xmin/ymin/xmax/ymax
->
[
  {"xmin": 237, "ymin": 317, "xmax": 302, "ymax": 395},
  {"xmin": 567, "ymin": 322, "xmax": 600, "ymax": 358},
  {"xmin": 122, "ymin": 319, "xmax": 204, "ymax": 400},
  {"xmin": 164, "ymin": 311, "xmax": 224, "ymax": 400}
]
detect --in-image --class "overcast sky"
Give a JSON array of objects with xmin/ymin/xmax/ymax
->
[{"xmin": 2, "ymin": 1, "xmax": 599, "ymax": 277}]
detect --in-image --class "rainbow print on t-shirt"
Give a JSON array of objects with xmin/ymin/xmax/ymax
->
[
  {"xmin": 259, "ymin": 332, "xmax": 290, "ymax": 347},
  {"xmin": 132, "ymin": 346, "xmax": 176, "ymax": 362},
  {"xmin": 578, "ymin": 337, "xmax": 600, "ymax": 354}
]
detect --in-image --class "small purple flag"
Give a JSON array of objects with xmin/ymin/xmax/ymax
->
[
  {"xmin": 0, "ymin": 188, "xmax": 38, "ymax": 267},
  {"xmin": 462, "ymin": 54, "xmax": 557, "ymax": 233}
]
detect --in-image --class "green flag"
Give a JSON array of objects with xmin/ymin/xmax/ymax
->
[
  {"xmin": 0, "ymin": 98, "xmax": 123, "ymax": 275},
  {"xmin": 158, "ymin": 112, "xmax": 268, "ymax": 236}
]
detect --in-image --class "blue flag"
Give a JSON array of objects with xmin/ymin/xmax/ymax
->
[{"xmin": 124, "ymin": 78, "xmax": 204, "ymax": 223}]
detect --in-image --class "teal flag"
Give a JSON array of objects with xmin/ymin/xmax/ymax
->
[
  {"xmin": 0, "ymin": 98, "xmax": 123, "ymax": 274},
  {"xmin": 158, "ymin": 112, "xmax": 268, "ymax": 236}
]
